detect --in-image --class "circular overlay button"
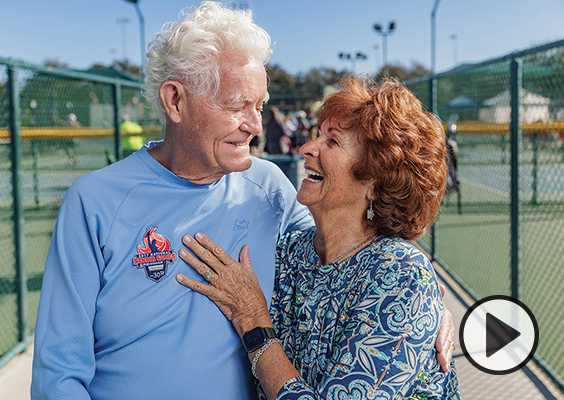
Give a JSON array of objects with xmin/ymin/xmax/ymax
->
[{"xmin": 459, "ymin": 295, "xmax": 539, "ymax": 375}]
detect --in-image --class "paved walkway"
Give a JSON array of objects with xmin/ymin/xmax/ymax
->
[
  {"xmin": 1, "ymin": 160, "xmax": 563, "ymax": 399},
  {"xmin": 0, "ymin": 344, "xmax": 33, "ymax": 400},
  {"xmin": 432, "ymin": 260, "xmax": 564, "ymax": 400}
]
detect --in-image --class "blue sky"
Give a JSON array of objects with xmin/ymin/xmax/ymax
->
[{"xmin": 1, "ymin": 0, "xmax": 563, "ymax": 76}]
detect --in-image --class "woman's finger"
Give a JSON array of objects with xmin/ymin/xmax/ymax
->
[
  {"xmin": 439, "ymin": 284, "xmax": 446, "ymax": 297},
  {"xmin": 238, "ymin": 245, "xmax": 252, "ymax": 270},
  {"xmin": 176, "ymin": 273, "xmax": 235, "ymax": 320},
  {"xmin": 182, "ymin": 235, "xmax": 226, "ymax": 274},
  {"xmin": 178, "ymin": 248, "xmax": 218, "ymax": 281},
  {"xmin": 176, "ymin": 273, "xmax": 214, "ymax": 294},
  {"xmin": 193, "ymin": 232, "xmax": 238, "ymax": 266}
]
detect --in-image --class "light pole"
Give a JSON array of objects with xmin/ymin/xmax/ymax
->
[
  {"xmin": 373, "ymin": 21, "xmax": 396, "ymax": 73},
  {"xmin": 431, "ymin": 0, "xmax": 441, "ymax": 74},
  {"xmin": 373, "ymin": 44, "xmax": 379, "ymax": 77},
  {"xmin": 117, "ymin": 17, "xmax": 132, "ymax": 63},
  {"xmin": 124, "ymin": 0, "xmax": 145, "ymax": 77},
  {"xmin": 430, "ymin": 0, "xmax": 441, "ymax": 259},
  {"xmin": 338, "ymin": 52, "xmax": 367, "ymax": 74},
  {"xmin": 450, "ymin": 34, "xmax": 458, "ymax": 66}
]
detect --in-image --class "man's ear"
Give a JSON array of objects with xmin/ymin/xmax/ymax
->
[{"xmin": 159, "ymin": 81, "xmax": 184, "ymax": 124}]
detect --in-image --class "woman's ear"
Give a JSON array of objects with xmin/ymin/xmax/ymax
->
[
  {"xmin": 365, "ymin": 181, "xmax": 376, "ymax": 201},
  {"xmin": 159, "ymin": 81, "xmax": 184, "ymax": 124}
]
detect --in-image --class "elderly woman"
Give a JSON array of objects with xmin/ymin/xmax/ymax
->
[{"xmin": 176, "ymin": 76, "xmax": 460, "ymax": 399}]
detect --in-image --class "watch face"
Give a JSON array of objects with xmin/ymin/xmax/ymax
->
[
  {"xmin": 243, "ymin": 327, "xmax": 276, "ymax": 352},
  {"xmin": 244, "ymin": 328, "xmax": 265, "ymax": 352}
]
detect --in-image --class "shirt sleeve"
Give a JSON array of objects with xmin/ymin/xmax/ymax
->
[
  {"xmin": 31, "ymin": 185, "xmax": 104, "ymax": 400},
  {"xmin": 275, "ymin": 245, "xmax": 449, "ymax": 400}
]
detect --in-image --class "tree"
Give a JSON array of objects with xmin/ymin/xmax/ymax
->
[
  {"xmin": 297, "ymin": 67, "xmax": 348, "ymax": 86},
  {"xmin": 44, "ymin": 59, "xmax": 71, "ymax": 69},
  {"xmin": 266, "ymin": 64, "xmax": 296, "ymax": 94},
  {"xmin": 376, "ymin": 61, "xmax": 430, "ymax": 82}
]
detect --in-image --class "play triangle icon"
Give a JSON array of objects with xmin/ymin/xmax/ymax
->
[{"xmin": 485, "ymin": 313, "xmax": 521, "ymax": 358}]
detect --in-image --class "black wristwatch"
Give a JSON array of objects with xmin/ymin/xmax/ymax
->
[{"xmin": 242, "ymin": 326, "xmax": 277, "ymax": 353}]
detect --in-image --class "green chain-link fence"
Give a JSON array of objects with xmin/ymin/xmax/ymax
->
[
  {"xmin": 0, "ymin": 58, "xmax": 163, "ymax": 368},
  {"xmin": 3, "ymin": 40, "xmax": 564, "ymax": 390},
  {"xmin": 406, "ymin": 39, "xmax": 564, "ymax": 390}
]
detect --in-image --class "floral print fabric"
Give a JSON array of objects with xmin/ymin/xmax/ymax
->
[{"xmin": 262, "ymin": 227, "xmax": 460, "ymax": 399}]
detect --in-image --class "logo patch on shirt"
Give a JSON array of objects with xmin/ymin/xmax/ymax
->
[
  {"xmin": 133, "ymin": 227, "xmax": 176, "ymax": 282},
  {"xmin": 233, "ymin": 219, "xmax": 250, "ymax": 230}
]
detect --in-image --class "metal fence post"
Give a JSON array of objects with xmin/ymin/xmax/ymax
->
[
  {"xmin": 8, "ymin": 64, "xmax": 29, "ymax": 341},
  {"xmin": 113, "ymin": 82, "xmax": 123, "ymax": 160},
  {"xmin": 532, "ymin": 133, "xmax": 539, "ymax": 205},
  {"xmin": 429, "ymin": 76, "xmax": 439, "ymax": 260},
  {"xmin": 510, "ymin": 58, "xmax": 522, "ymax": 301}
]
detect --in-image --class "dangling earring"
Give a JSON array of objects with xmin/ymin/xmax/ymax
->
[{"xmin": 367, "ymin": 200, "xmax": 375, "ymax": 220}]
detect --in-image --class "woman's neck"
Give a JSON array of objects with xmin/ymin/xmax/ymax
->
[{"xmin": 312, "ymin": 212, "xmax": 374, "ymax": 266}]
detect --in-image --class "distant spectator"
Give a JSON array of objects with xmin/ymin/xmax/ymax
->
[{"xmin": 265, "ymin": 107, "xmax": 292, "ymax": 154}]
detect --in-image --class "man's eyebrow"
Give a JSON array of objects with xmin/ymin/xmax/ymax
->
[
  {"xmin": 227, "ymin": 93, "xmax": 270, "ymax": 104},
  {"xmin": 227, "ymin": 93, "xmax": 250, "ymax": 103}
]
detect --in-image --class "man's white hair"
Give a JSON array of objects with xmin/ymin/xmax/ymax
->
[{"xmin": 143, "ymin": 1, "xmax": 273, "ymax": 123}]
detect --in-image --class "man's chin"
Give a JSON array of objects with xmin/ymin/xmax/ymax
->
[{"xmin": 225, "ymin": 156, "xmax": 253, "ymax": 173}]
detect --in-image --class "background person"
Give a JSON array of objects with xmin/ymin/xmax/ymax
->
[
  {"xmin": 265, "ymin": 106, "xmax": 292, "ymax": 154},
  {"xmin": 176, "ymin": 76, "xmax": 460, "ymax": 399}
]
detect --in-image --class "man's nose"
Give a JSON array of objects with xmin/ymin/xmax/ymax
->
[{"xmin": 241, "ymin": 109, "xmax": 263, "ymax": 135}]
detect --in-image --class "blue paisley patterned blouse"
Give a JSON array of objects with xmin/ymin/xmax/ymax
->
[{"xmin": 261, "ymin": 227, "xmax": 460, "ymax": 400}]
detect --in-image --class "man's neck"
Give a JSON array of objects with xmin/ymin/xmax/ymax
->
[{"xmin": 148, "ymin": 140, "xmax": 228, "ymax": 185}]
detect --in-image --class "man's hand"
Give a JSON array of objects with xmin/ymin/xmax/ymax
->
[{"xmin": 436, "ymin": 284, "xmax": 455, "ymax": 372}]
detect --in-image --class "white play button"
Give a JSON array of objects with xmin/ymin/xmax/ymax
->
[{"xmin": 459, "ymin": 295, "xmax": 539, "ymax": 375}]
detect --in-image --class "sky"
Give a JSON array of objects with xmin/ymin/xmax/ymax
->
[{"xmin": 1, "ymin": 0, "xmax": 564, "ymax": 77}]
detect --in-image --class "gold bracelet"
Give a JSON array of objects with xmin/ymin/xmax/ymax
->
[{"xmin": 251, "ymin": 338, "xmax": 282, "ymax": 379}]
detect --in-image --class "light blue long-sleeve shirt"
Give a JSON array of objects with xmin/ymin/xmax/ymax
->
[{"xmin": 31, "ymin": 142, "xmax": 312, "ymax": 400}]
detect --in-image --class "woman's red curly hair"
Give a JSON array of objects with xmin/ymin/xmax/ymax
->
[{"xmin": 316, "ymin": 75, "xmax": 448, "ymax": 240}]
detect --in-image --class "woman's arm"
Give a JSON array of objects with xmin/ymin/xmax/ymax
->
[{"xmin": 176, "ymin": 233, "xmax": 456, "ymax": 399}]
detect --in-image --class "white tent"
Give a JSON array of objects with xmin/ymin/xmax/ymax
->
[{"xmin": 479, "ymin": 90, "xmax": 550, "ymax": 123}]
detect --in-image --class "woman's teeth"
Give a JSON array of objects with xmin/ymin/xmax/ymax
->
[{"xmin": 305, "ymin": 168, "xmax": 324, "ymax": 181}]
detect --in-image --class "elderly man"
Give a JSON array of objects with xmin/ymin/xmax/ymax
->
[{"xmin": 31, "ymin": 2, "xmax": 453, "ymax": 399}]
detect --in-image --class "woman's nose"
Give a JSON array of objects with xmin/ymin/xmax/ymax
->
[{"xmin": 299, "ymin": 137, "xmax": 319, "ymax": 158}]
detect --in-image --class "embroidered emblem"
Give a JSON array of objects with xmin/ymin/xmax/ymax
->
[
  {"xmin": 133, "ymin": 227, "xmax": 176, "ymax": 282},
  {"xmin": 233, "ymin": 219, "xmax": 249, "ymax": 230}
]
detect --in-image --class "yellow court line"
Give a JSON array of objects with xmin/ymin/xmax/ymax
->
[
  {"xmin": 0, "ymin": 126, "xmax": 163, "ymax": 140},
  {"xmin": 1, "ymin": 121, "xmax": 563, "ymax": 140},
  {"xmin": 442, "ymin": 120, "xmax": 564, "ymax": 135}
]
